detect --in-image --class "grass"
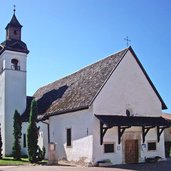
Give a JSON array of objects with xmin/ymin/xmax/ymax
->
[
  {"xmin": 0, "ymin": 157, "xmax": 30, "ymax": 165},
  {"xmin": 0, "ymin": 157, "xmax": 48, "ymax": 166},
  {"xmin": 0, "ymin": 157, "xmax": 47, "ymax": 166}
]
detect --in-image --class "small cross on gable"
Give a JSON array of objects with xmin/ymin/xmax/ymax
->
[{"xmin": 124, "ymin": 36, "xmax": 131, "ymax": 47}]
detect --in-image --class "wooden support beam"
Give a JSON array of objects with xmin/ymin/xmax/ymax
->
[
  {"xmin": 100, "ymin": 121, "xmax": 109, "ymax": 145},
  {"xmin": 157, "ymin": 126, "xmax": 169, "ymax": 142},
  {"xmin": 142, "ymin": 126, "xmax": 155, "ymax": 143},
  {"xmin": 118, "ymin": 126, "xmax": 131, "ymax": 144}
]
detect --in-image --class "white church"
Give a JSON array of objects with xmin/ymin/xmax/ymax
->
[{"xmin": 1, "ymin": 11, "xmax": 171, "ymax": 165}]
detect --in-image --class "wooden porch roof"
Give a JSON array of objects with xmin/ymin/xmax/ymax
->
[
  {"xmin": 95, "ymin": 115, "xmax": 171, "ymax": 127},
  {"xmin": 95, "ymin": 115, "xmax": 171, "ymax": 145}
]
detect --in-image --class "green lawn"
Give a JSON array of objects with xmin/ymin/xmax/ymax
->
[
  {"xmin": 0, "ymin": 157, "xmax": 30, "ymax": 165},
  {"xmin": 0, "ymin": 157, "xmax": 47, "ymax": 166}
]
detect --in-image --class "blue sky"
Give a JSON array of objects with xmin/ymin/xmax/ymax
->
[{"xmin": 0, "ymin": 0, "xmax": 171, "ymax": 113}]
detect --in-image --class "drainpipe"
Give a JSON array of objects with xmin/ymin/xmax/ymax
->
[{"xmin": 41, "ymin": 120, "xmax": 50, "ymax": 143}]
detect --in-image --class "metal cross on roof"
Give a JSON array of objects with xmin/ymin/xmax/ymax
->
[
  {"xmin": 124, "ymin": 36, "xmax": 131, "ymax": 47},
  {"xmin": 13, "ymin": 5, "xmax": 16, "ymax": 14}
]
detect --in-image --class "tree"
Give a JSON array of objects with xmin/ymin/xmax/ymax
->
[
  {"xmin": 12, "ymin": 110, "xmax": 22, "ymax": 160},
  {"xmin": 37, "ymin": 146, "xmax": 46, "ymax": 161},
  {"xmin": 27, "ymin": 99, "xmax": 39, "ymax": 163},
  {"xmin": 0, "ymin": 124, "xmax": 2, "ymax": 159}
]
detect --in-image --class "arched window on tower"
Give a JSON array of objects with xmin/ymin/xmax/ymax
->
[{"xmin": 11, "ymin": 59, "xmax": 20, "ymax": 70}]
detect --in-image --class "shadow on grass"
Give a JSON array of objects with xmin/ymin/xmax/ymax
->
[{"xmin": 0, "ymin": 157, "xmax": 47, "ymax": 166}]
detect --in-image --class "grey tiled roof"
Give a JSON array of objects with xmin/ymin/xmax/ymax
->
[
  {"xmin": 0, "ymin": 39, "xmax": 29, "ymax": 55},
  {"xmin": 29, "ymin": 46, "xmax": 167, "ymax": 121},
  {"xmin": 34, "ymin": 48, "xmax": 128, "ymax": 119}
]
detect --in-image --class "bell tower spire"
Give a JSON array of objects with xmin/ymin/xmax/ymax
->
[
  {"xmin": 5, "ymin": 6, "xmax": 22, "ymax": 41},
  {"xmin": 0, "ymin": 7, "xmax": 29, "ymax": 54}
]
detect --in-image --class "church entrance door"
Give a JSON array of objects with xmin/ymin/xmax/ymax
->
[{"xmin": 125, "ymin": 139, "xmax": 138, "ymax": 163}]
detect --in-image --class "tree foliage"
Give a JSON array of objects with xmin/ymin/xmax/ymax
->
[
  {"xmin": 12, "ymin": 110, "xmax": 22, "ymax": 160},
  {"xmin": 27, "ymin": 99, "xmax": 39, "ymax": 163},
  {"xmin": 27, "ymin": 99, "xmax": 46, "ymax": 163}
]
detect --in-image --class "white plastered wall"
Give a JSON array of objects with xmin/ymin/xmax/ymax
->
[
  {"xmin": 0, "ymin": 71, "xmax": 5, "ymax": 155},
  {"xmin": 164, "ymin": 128, "xmax": 171, "ymax": 142},
  {"xmin": 37, "ymin": 121, "xmax": 49, "ymax": 159},
  {"xmin": 0, "ymin": 50, "xmax": 27, "ymax": 155},
  {"xmin": 92, "ymin": 49, "xmax": 164, "ymax": 164},
  {"xmin": 21, "ymin": 122, "xmax": 28, "ymax": 155},
  {"xmin": 92, "ymin": 117, "xmax": 123, "ymax": 164},
  {"xmin": 93, "ymin": 50, "xmax": 162, "ymax": 117},
  {"xmin": 49, "ymin": 108, "xmax": 93, "ymax": 163},
  {"xmin": 21, "ymin": 121, "xmax": 49, "ymax": 159}
]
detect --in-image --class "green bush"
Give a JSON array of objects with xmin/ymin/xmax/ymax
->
[
  {"xmin": 12, "ymin": 110, "xmax": 22, "ymax": 160},
  {"xmin": 27, "ymin": 100, "xmax": 46, "ymax": 163},
  {"xmin": 27, "ymin": 100, "xmax": 39, "ymax": 163}
]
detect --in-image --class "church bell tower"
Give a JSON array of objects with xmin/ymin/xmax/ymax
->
[{"xmin": 0, "ymin": 8, "xmax": 29, "ymax": 155}]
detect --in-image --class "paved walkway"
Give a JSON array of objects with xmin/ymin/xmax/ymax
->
[
  {"xmin": 1, "ymin": 159, "xmax": 171, "ymax": 171},
  {"xmin": 112, "ymin": 159, "xmax": 171, "ymax": 170}
]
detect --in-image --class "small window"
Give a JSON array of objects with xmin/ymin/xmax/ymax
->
[
  {"xmin": 104, "ymin": 143, "xmax": 115, "ymax": 153},
  {"xmin": 148, "ymin": 142, "xmax": 156, "ymax": 151},
  {"xmin": 11, "ymin": 59, "xmax": 20, "ymax": 70},
  {"xmin": 66, "ymin": 128, "xmax": 72, "ymax": 147},
  {"xmin": 14, "ymin": 30, "xmax": 17, "ymax": 35},
  {"xmin": 23, "ymin": 133, "xmax": 26, "ymax": 148}
]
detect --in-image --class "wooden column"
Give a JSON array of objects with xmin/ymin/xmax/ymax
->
[
  {"xmin": 142, "ymin": 126, "xmax": 155, "ymax": 143},
  {"xmin": 118, "ymin": 126, "xmax": 131, "ymax": 144},
  {"xmin": 157, "ymin": 126, "xmax": 169, "ymax": 142},
  {"xmin": 100, "ymin": 121, "xmax": 109, "ymax": 145}
]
